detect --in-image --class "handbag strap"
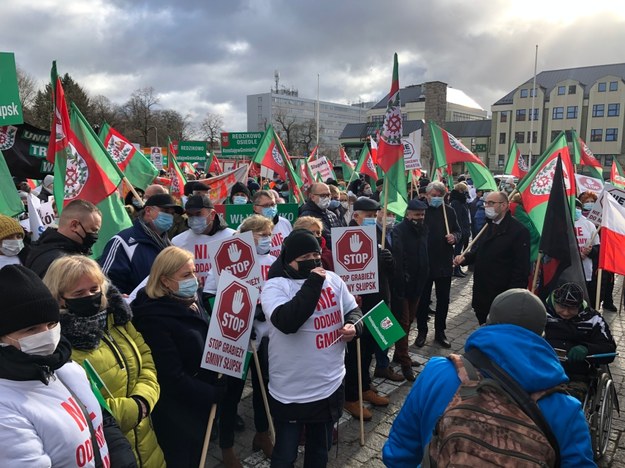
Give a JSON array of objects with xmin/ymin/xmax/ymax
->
[
  {"xmin": 56, "ymin": 374, "xmax": 104, "ymax": 468},
  {"xmin": 464, "ymin": 348, "xmax": 561, "ymax": 468}
]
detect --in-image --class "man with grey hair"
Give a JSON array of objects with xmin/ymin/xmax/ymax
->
[
  {"xmin": 414, "ymin": 181, "xmax": 461, "ymax": 349},
  {"xmin": 454, "ymin": 190, "xmax": 530, "ymax": 324}
]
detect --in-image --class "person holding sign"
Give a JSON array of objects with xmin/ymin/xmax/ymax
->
[
  {"xmin": 131, "ymin": 247, "xmax": 226, "ymax": 467},
  {"xmin": 261, "ymin": 229, "xmax": 363, "ymax": 468}
]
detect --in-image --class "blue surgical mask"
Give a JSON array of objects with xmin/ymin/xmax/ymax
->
[
  {"xmin": 188, "ymin": 216, "xmax": 208, "ymax": 234},
  {"xmin": 575, "ymin": 208, "xmax": 582, "ymax": 221},
  {"xmin": 328, "ymin": 199, "xmax": 340, "ymax": 210},
  {"xmin": 583, "ymin": 202, "xmax": 594, "ymax": 211},
  {"xmin": 233, "ymin": 195, "xmax": 248, "ymax": 205},
  {"xmin": 430, "ymin": 196, "xmax": 444, "ymax": 208},
  {"xmin": 362, "ymin": 218, "xmax": 377, "ymax": 226},
  {"xmin": 256, "ymin": 236, "xmax": 272, "ymax": 255},
  {"xmin": 153, "ymin": 212, "xmax": 174, "ymax": 232},
  {"xmin": 262, "ymin": 206, "xmax": 278, "ymax": 219},
  {"xmin": 173, "ymin": 277, "xmax": 198, "ymax": 298}
]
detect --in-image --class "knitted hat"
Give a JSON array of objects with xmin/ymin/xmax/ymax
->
[
  {"xmin": 0, "ymin": 265, "xmax": 60, "ymax": 336},
  {"xmin": 283, "ymin": 229, "xmax": 322, "ymax": 263},
  {"xmin": 0, "ymin": 215, "xmax": 23, "ymax": 241},
  {"xmin": 230, "ymin": 182, "xmax": 251, "ymax": 199},
  {"xmin": 486, "ymin": 289, "xmax": 547, "ymax": 335}
]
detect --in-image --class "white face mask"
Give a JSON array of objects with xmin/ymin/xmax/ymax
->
[
  {"xmin": 10, "ymin": 323, "xmax": 61, "ymax": 356},
  {"xmin": 0, "ymin": 239, "xmax": 24, "ymax": 256},
  {"xmin": 316, "ymin": 196, "xmax": 331, "ymax": 210},
  {"xmin": 484, "ymin": 207, "xmax": 498, "ymax": 220}
]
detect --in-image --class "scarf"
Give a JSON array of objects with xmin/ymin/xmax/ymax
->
[
  {"xmin": 138, "ymin": 216, "xmax": 171, "ymax": 251},
  {"xmin": 0, "ymin": 337, "xmax": 72, "ymax": 384}
]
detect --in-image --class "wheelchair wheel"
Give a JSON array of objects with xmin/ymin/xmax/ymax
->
[{"xmin": 597, "ymin": 378, "xmax": 615, "ymax": 458}]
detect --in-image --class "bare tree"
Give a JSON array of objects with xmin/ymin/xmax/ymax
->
[
  {"xmin": 273, "ymin": 108, "xmax": 299, "ymax": 154},
  {"xmin": 121, "ymin": 87, "xmax": 160, "ymax": 146},
  {"xmin": 200, "ymin": 112, "xmax": 224, "ymax": 149},
  {"xmin": 295, "ymin": 119, "xmax": 321, "ymax": 156},
  {"xmin": 17, "ymin": 68, "xmax": 38, "ymax": 113}
]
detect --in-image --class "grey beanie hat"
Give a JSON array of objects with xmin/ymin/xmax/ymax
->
[{"xmin": 486, "ymin": 289, "xmax": 547, "ymax": 335}]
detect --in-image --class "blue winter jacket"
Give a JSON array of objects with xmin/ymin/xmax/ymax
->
[{"xmin": 382, "ymin": 324, "xmax": 595, "ymax": 468}]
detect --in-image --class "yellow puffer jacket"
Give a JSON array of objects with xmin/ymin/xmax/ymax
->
[{"xmin": 67, "ymin": 290, "xmax": 165, "ymax": 467}]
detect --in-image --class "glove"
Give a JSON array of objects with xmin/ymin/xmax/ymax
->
[
  {"xmin": 567, "ymin": 345, "xmax": 588, "ymax": 362},
  {"xmin": 379, "ymin": 248, "xmax": 393, "ymax": 267}
]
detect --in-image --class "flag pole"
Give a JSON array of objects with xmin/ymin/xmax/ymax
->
[
  {"xmin": 250, "ymin": 341, "xmax": 275, "ymax": 442},
  {"xmin": 619, "ymin": 276, "xmax": 624, "ymax": 316},
  {"xmin": 595, "ymin": 269, "xmax": 603, "ymax": 310},
  {"xmin": 381, "ymin": 177, "xmax": 390, "ymax": 249},
  {"xmin": 198, "ymin": 376, "xmax": 221, "ymax": 468},
  {"xmin": 528, "ymin": 44, "xmax": 538, "ymax": 170},
  {"xmin": 441, "ymin": 203, "xmax": 450, "ymax": 236},
  {"xmin": 530, "ymin": 252, "xmax": 543, "ymax": 293},
  {"xmin": 356, "ymin": 338, "xmax": 365, "ymax": 446},
  {"xmin": 460, "ymin": 224, "xmax": 488, "ymax": 256},
  {"xmin": 585, "ymin": 226, "xmax": 600, "ymax": 248}
]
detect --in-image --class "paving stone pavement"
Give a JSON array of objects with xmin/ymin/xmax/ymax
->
[{"xmin": 202, "ymin": 273, "xmax": 625, "ymax": 467}]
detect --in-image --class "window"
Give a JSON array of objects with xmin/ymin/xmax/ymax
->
[
  {"xmin": 604, "ymin": 155, "xmax": 614, "ymax": 167},
  {"xmin": 515, "ymin": 131, "xmax": 525, "ymax": 144},
  {"xmin": 610, "ymin": 81, "xmax": 618, "ymax": 91},
  {"xmin": 520, "ymin": 89, "xmax": 529, "ymax": 98},
  {"xmin": 551, "ymin": 131, "xmax": 561, "ymax": 142},
  {"xmin": 526, "ymin": 131, "xmax": 537, "ymax": 143},
  {"xmin": 552, "ymin": 107, "xmax": 564, "ymax": 119},
  {"xmin": 530, "ymin": 88, "xmax": 537, "ymax": 97},
  {"xmin": 568, "ymin": 85, "xmax": 576, "ymax": 95},
  {"xmin": 531, "ymin": 155, "xmax": 538, "ymax": 166},
  {"xmin": 608, "ymin": 103, "xmax": 620, "ymax": 117},
  {"xmin": 498, "ymin": 155, "xmax": 505, "ymax": 168},
  {"xmin": 566, "ymin": 106, "xmax": 578, "ymax": 119},
  {"xmin": 499, "ymin": 132, "xmax": 506, "ymax": 144},
  {"xmin": 592, "ymin": 104, "xmax": 605, "ymax": 117},
  {"xmin": 598, "ymin": 82, "xmax": 607, "ymax": 92},
  {"xmin": 590, "ymin": 129, "xmax": 603, "ymax": 142},
  {"xmin": 558, "ymin": 86, "xmax": 566, "ymax": 95},
  {"xmin": 500, "ymin": 111, "xmax": 508, "ymax": 123},
  {"xmin": 606, "ymin": 128, "xmax": 618, "ymax": 141},
  {"xmin": 529, "ymin": 108, "xmax": 539, "ymax": 121},
  {"xmin": 516, "ymin": 109, "xmax": 527, "ymax": 121}
]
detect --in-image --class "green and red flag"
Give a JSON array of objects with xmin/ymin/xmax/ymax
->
[
  {"xmin": 610, "ymin": 160, "xmax": 625, "ymax": 188},
  {"xmin": 516, "ymin": 131, "xmax": 576, "ymax": 235},
  {"xmin": 46, "ymin": 62, "xmax": 68, "ymax": 165},
  {"xmin": 298, "ymin": 159, "xmax": 314, "ymax": 187},
  {"xmin": 504, "ymin": 140, "xmax": 528, "ymax": 178},
  {"xmin": 167, "ymin": 153, "xmax": 187, "ymax": 198},
  {"xmin": 252, "ymin": 125, "xmax": 289, "ymax": 181},
  {"xmin": 571, "ymin": 130, "xmax": 603, "ymax": 179},
  {"xmin": 339, "ymin": 146, "xmax": 355, "ymax": 180},
  {"xmin": 307, "ymin": 145, "xmax": 318, "ymax": 162},
  {"xmin": 207, "ymin": 152, "xmax": 223, "ymax": 174},
  {"xmin": 377, "ymin": 54, "xmax": 403, "ymax": 173},
  {"xmin": 354, "ymin": 143, "xmax": 378, "ymax": 181},
  {"xmin": 99, "ymin": 123, "xmax": 158, "ymax": 190},
  {"xmin": 369, "ymin": 135, "xmax": 378, "ymax": 163},
  {"xmin": 0, "ymin": 150, "xmax": 24, "ymax": 217}
]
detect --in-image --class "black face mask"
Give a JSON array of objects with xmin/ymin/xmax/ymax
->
[
  {"xmin": 64, "ymin": 292, "xmax": 103, "ymax": 317},
  {"xmin": 297, "ymin": 258, "xmax": 322, "ymax": 277},
  {"xmin": 77, "ymin": 222, "xmax": 99, "ymax": 250}
]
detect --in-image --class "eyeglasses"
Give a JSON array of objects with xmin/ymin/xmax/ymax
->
[
  {"xmin": 484, "ymin": 201, "xmax": 505, "ymax": 207},
  {"xmin": 313, "ymin": 193, "xmax": 331, "ymax": 197},
  {"xmin": 255, "ymin": 203, "xmax": 276, "ymax": 208}
]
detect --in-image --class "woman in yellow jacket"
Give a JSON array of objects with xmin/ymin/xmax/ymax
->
[{"xmin": 43, "ymin": 255, "xmax": 165, "ymax": 467}]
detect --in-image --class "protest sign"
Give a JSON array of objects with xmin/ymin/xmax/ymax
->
[
  {"xmin": 201, "ymin": 271, "xmax": 259, "ymax": 378},
  {"xmin": 587, "ymin": 183, "xmax": 625, "ymax": 225},
  {"xmin": 309, "ymin": 156, "xmax": 333, "ymax": 181},
  {"xmin": 331, "ymin": 225, "xmax": 379, "ymax": 294},
  {"xmin": 575, "ymin": 173, "xmax": 603, "ymax": 194},
  {"xmin": 150, "ymin": 147, "xmax": 164, "ymax": 169},
  {"xmin": 403, "ymin": 128, "xmax": 422, "ymax": 171},
  {"xmin": 208, "ymin": 230, "xmax": 263, "ymax": 288}
]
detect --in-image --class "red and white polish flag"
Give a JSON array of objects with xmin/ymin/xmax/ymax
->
[{"xmin": 599, "ymin": 191, "xmax": 625, "ymax": 276}]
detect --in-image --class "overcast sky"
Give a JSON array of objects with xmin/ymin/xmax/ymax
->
[{"xmin": 4, "ymin": 0, "xmax": 625, "ymax": 132}]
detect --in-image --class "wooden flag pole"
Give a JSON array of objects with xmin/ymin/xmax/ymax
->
[
  {"xmin": 441, "ymin": 202, "xmax": 450, "ymax": 236},
  {"xmin": 250, "ymin": 341, "xmax": 275, "ymax": 441},
  {"xmin": 381, "ymin": 177, "xmax": 390, "ymax": 249},
  {"xmin": 356, "ymin": 338, "xmax": 365, "ymax": 446},
  {"xmin": 585, "ymin": 226, "xmax": 601, "ymax": 248},
  {"xmin": 619, "ymin": 276, "xmax": 624, "ymax": 316},
  {"xmin": 198, "ymin": 374, "xmax": 222, "ymax": 468},
  {"xmin": 530, "ymin": 252, "xmax": 543, "ymax": 294},
  {"xmin": 596, "ymin": 268, "xmax": 603, "ymax": 310},
  {"xmin": 460, "ymin": 224, "xmax": 488, "ymax": 257}
]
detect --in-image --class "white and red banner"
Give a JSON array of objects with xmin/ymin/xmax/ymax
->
[
  {"xmin": 196, "ymin": 165, "xmax": 249, "ymax": 205},
  {"xmin": 201, "ymin": 271, "xmax": 259, "ymax": 378},
  {"xmin": 575, "ymin": 173, "xmax": 604, "ymax": 195},
  {"xmin": 586, "ymin": 183, "xmax": 625, "ymax": 225},
  {"xmin": 331, "ymin": 225, "xmax": 379, "ymax": 294},
  {"xmin": 599, "ymin": 191, "xmax": 625, "ymax": 276},
  {"xmin": 309, "ymin": 156, "xmax": 333, "ymax": 181}
]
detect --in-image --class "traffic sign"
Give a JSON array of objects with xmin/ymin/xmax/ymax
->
[
  {"xmin": 207, "ymin": 231, "xmax": 263, "ymax": 288},
  {"xmin": 331, "ymin": 225, "xmax": 379, "ymax": 294}
]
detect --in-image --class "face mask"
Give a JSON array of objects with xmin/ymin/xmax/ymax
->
[
  {"xmin": 188, "ymin": 215, "xmax": 208, "ymax": 234},
  {"xmin": 385, "ymin": 217, "xmax": 395, "ymax": 227},
  {"xmin": 153, "ymin": 212, "xmax": 174, "ymax": 232},
  {"xmin": 574, "ymin": 208, "xmax": 582, "ymax": 221},
  {"xmin": 77, "ymin": 223, "xmax": 99, "ymax": 250},
  {"xmin": 297, "ymin": 258, "xmax": 322, "ymax": 276},
  {"xmin": 12, "ymin": 324, "xmax": 61, "ymax": 356},
  {"xmin": 328, "ymin": 200, "xmax": 340, "ymax": 210},
  {"xmin": 233, "ymin": 195, "xmax": 248, "ymax": 205},
  {"xmin": 410, "ymin": 218, "xmax": 424, "ymax": 226},
  {"xmin": 315, "ymin": 197, "xmax": 331, "ymax": 210},
  {"xmin": 340, "ymin": 201, "xmax": 349, "ymax": 209},
  {"xmin": 363, "ymin": 189, "xmax": 373, "ymax": 196},
  {"xmin": 261, "ymin": 206, "xmax": 278, "ymax": 220},
  {"xmin": 485, "ymin": 207, "xmax": 498, "ymax": 219},
  {"xmin": 429, "ymin": 196, "xmax": 444, "ymax": 208},
  {"xmin": 362, "ymin": 218, "xmax": 377, "ymax": 226},
  {"xmin": 256, "ymin": 236, "xmax": 272, "ymax": 255},
  {"xmin": 0, "ymin": 239, "xmax": 24, "ymax": 256},
  {"xmin": 131, "ymin": 199, "xmax": 143, "ymax": 209},
  {"xmin": 280, "ymin": 191, "xmax": 290, "ymax": 199},
  {"xmin": 583, "ymin": 202, "xmax": 594, "ymax": 211},
  {"xmin": 173, "ymin": 277, "xmax": 198, "ymax": 298},
  {"xmin": 64, "ymin": 292, "xmax": 103, "ymax": 317}
]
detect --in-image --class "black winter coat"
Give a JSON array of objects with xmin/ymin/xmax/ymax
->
[
  {"xmin": 462, "ymin": 212, "xmax": 530, "ymax": 314},
  {"xmin": 391, "ymin": 219, "xmax": 429, "ymax": 300},
  {"xmin": 298, "ymin": 199, "xmax": 343, "ymax": 248},
  {"xmin": 25, "ymin": 227, "xmax": 90, "ymax": 278},
  {"xmin": 449, "ymin": 190, "xmax": 471, "ymax": 239},
  {"xmin": 424, "ymin": 204, "xmax": 461, "ymax": 278}
]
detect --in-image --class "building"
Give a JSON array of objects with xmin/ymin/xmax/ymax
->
[
  {"xmin": 246, "ymin": 88, "xmax": 369, "ymax": 155},
  {"xmin": 491, "ymin": 63, "xmax": 625, "ymax": 174}
]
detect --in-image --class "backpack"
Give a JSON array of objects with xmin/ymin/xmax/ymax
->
[{"xmin": 422, "ymin": 349, "xmax": 562, "ymax": 468}]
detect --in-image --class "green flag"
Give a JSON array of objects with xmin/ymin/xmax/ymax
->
[
  {"xmin": 0, "ymin": 151, "xmax": 24, "ymax": 217},
  {"xmin": 466, "ymin": 161, "xmax": 497, "ymax": 191},
  {"xmin": 363, "ymin": 300, "xmax": 405, "ymax": 350},
  {"xmin": 82, "ymin": 359, "xmax": 112, "ymax": 413},
  {"xmin": 383, "ymin": 158, "xmax": 408, "ymax": 217}
]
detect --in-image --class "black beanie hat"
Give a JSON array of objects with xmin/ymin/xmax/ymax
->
[
  {"xmin": 283, "ymin": 229, "xmax": 322, "ymax": 264},
  {"xmin": 0, "ymin": 265, "xmax": 60, "ymax": 336},
  {"xmin": 230, "ymin": 182, "xmax": 251, "ymax": 199}
]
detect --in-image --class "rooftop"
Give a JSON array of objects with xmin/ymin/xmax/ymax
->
[{"xmin": 371, "ymin": 84, "xmax": 485, "ymax": 111}]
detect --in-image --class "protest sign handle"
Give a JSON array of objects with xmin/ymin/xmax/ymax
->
[
  {"xmin": 460, "ymin": 224, "xmax": 488, "ymax": 257},
  {"xmin": 585, "ymin": 226, "xmax": 601, "ymax": 248},
  {"xmin": 619, "ymin": 277, "xmax": 624, "ymax": 316},
  {"xmin": 356, "ymin": 338, "xmax": 365, "ymax": 446},
  {"xmin": 251, "ymin": 341, "xmax": 275, "ymax": 441},
  {"xmin": 530, "ymin": 252, "xmax": 543, "ymax": 294},
  {"xmin": 381, "ymin": 177, "xmax": 390, "ymax": 249},
  {"xmin": 595, "ymin": 269, "xmax": 603, "ymax": 310},
  {"xmin": 442, "ymin": 203, "xmax": 450, "ymax": 236},
  {"xmin": 198, "ymin": 375, "xmax": 221, "ymax": 468}
]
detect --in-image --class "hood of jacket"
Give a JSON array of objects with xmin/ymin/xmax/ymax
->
[
  {"xmin": 450, "ymin": 190, "xmax": 467, "ymax": 204},
  {"xmin": 29, "ymin": 227, "xmax": 89, "ymax": 258}
]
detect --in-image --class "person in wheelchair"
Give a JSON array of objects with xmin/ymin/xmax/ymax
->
[{"xmin": 544, "ymin": 282, "xmax": 617, "ymax": 400}]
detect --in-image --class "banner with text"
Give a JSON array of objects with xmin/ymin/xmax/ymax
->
[
  {"xmin": 587, "ymin": 183, "xmax": 625, "ymax": 226},
  {"xmin": 0, "ymin": 53, "xmax": 23, "ymax": 126},
  {"xmin": 309, "ymin": 156, "xmax": 333, "ymax": 181},
  {"xmin": 403, "ymin": 128, "xmax": 422, "ymax": 171},
  {"xmin": 331, "ymin": 225, "xmax": 379, "ymax": 294},
  {"xmin": 177, "ymin": 140, "xmax": 207, "ymax": 164},
  {"xmin": 0, "ymin": 123, "xmax": 52, "ymax": 179},
  {"xmin": 221, "ymin": 132, "xmax": 264, "ymax": 158},
  {"xmin": 575, "ymin": 173, "xmax": 604, "ymax": 195}
]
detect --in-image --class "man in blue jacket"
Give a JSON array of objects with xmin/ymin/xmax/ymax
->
[{"xmin": 383, "ymin": 288, "xmax": 595, "ymax": 467}]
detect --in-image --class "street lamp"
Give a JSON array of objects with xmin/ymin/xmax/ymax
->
[{"xmin": 147, "ymin": 126, "xmax": 158, "ymax": 147}]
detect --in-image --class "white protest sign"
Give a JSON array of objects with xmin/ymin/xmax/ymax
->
[
  {"xmin": 207, "ymin": 230, "xmax": 263, "ymax": 289},
  {"xmin": 150, "ymin": 147, "xmax": 163, "ymax": 170},
  {"xmin": 586, "ymin": 183, "xmax": 625, "ymax": 226},
  {"xmin": 575, "ymin": 173, "xmax": 603, "ymax": 194},
  {"xmin": 27, "ymin": 194, "xmax": 56, "ymax": 241},
  {"xmin": 331, "ymin": 225, "xmax": 379, "ymax": 294},
  {"xmin": 403, "ymin": 128, "xmax": 422, "ymax": 171},
  {"xmin": 201, "ymin": 271, "xmax": 259, "ymax": 378},
  {"xmin": 309, "ymin": 156, "xmax": 333, "ymax": 181}
]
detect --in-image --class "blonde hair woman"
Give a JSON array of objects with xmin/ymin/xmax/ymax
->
[
  {"xmin": 43, "ymin": 255, "xmax": 164, "ymax": 467},
  {"xmin": 131, "ymin": 246, "xmax": 225, "ymax": 467}
]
